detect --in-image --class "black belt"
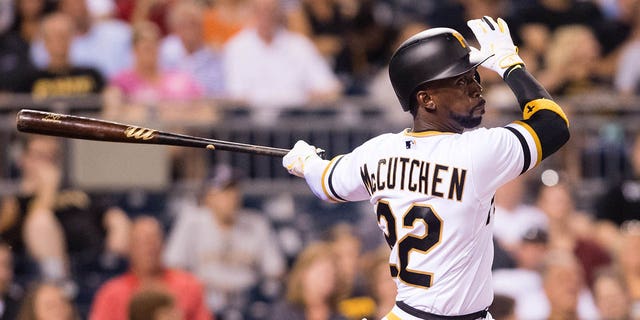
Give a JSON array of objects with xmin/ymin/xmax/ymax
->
[{"xmin": 396, "ymin": 301, "xmax": 488, "ymax": 320}]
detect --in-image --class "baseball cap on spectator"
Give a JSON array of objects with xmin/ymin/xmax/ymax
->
[
  {"xmin": 204, "ymin": 164, "xmax": 244, "ymax": 190},
  {"xmin": 522, "ymin": 227, "xmax": 548, "ymax": 244}
]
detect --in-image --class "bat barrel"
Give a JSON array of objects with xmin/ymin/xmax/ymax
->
[{"xmin": 16, "ymin": 109, "xmax": 294, "ymax": 157}]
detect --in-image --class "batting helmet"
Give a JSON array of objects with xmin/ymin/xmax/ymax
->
[{"xmin": 389, "ymin": 28, "xmax": 491, "ymax": 112}]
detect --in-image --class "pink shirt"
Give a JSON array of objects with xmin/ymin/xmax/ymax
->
[
  {"xmin": 89, "ymin": 269, "xmax": 212, "ymax": 320},
  {"xmin": 110, "ymin": 69, "xmax": 204, "ymax": 104}
]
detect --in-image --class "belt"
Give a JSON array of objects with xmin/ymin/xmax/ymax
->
[{"xmin": 396, "ymin": 301, "xmax": 488, "ymax": 320}]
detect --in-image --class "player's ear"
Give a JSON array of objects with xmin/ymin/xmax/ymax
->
[{"xmin": 416, "ymin": 91, "xmax": 436, "ymax": 111}]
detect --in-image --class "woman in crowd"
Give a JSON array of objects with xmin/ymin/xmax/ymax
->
[
  {"xmin": 269, "ymin": 242, "xmax": 347, "ymax": 320},
  {"xmin": 17, "ymin": 282, "xmax": 79, "ymax": 320}
]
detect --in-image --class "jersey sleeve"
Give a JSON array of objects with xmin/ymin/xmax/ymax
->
[
  {"xmin": 470, "ymin": 97, "xmax": 569, "ymax": 199},
  {"xmin": 303, "ymin": 138, "xmax": 381, "ymax": 203}
]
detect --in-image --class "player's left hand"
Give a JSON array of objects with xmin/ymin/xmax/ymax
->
[
  {"xmin": 467, "ymin": 16, "xmax": 524, "ymax": 78},
  {"xmin": 283, "ymin": 140, "xmax": 322, "ymax": 178}
]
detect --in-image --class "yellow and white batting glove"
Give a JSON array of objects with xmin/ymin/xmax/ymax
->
[
  {"xmin": 283, "ymin": 140, "xmax": 322, "ymax": 178},
  {"xmin": 467, "ymin": 16, "xmax": 524, "ymax": 78}
]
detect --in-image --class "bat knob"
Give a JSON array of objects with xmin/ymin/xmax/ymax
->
[{"xmin": 315, "ymin": 148, "xmax": 326, "ymax": 160}]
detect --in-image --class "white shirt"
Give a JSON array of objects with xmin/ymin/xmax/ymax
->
[
  {"xmin": 31, "ymin": 19, "xmax": 132, "ymax": 78},
  {"xmin": 223, "ymin": 28, "xmax": 340, "ymax": 113},
  {"xmin": 159, "ymin": 35, "xmax": 225, "ymax": 97},
  {"xmin": 163, "ymin": 205, "xmax": 285, "ymax": 312},
  {"xmin": 493, "ymin": 268, "xmax": 599, "ymax": 319},
  {"xmin": 493, "ymin": 204, "xmax": 547, "ymax": 248},
  {"xmin": 302, "ymin": 121, "xmax": 543, "ymax": 315}
]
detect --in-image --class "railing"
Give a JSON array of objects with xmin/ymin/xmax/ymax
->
[{"xmin": 1, "ymin": 93, "xmax": 638, "ymax": 204}]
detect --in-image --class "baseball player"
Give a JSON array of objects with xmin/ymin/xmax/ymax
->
[{"xmin": 283, "ymin": 16, "xmax": 570, "ymax": 319}]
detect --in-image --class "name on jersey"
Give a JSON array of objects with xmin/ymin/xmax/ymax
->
[{"xmin": 360, "ymin": 157, "xmax": 467, "ymax": 201}]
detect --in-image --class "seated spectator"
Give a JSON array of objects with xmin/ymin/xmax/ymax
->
[
  {"xmin": 493, "ymin": 175, "xmax": 547, "ymax": 252},
  {"xmin": 104, "ymin": 21, "xmax": 206, "ymax": 122},
  {"xmin": 536, "ymin": 25, "xmax": 609, "ymax": 96},
  {"xmin": 541, "ymin": 250, "xmax": 599, "ymax": 320},
  {"xmin": 325, "ymin": 224, "xmax": 370, "ymax": 320},
  {"xmin": 159, "ymin": 0, "xmax": 225, "ymax": 98},
  {"xmin": 0, "ymin": 135, "xmax": 130, "ymax": 289},
  {"xmin": 361, "ymin": 246, "xmax": 395, "ymax": 320},
  {"xmin": 596, "ymin": 132, "xmax": 640, "ymax": 227},
  {"xmin": 129, "ymin": 289, "xmax": 182, "ymax": 320},
  {"xmin": 268, "ymin": 242, "xmax": 347, "ymax": 320},
  {"xmin": 114, "ymin": 0, "xmax": 172, "ymax": 35},
  {"xmin": 14, "ymin": 12, "xmax": 105, "ymax": 98},
  {"xmin": 536, "ymin": 181, "xmax": 612, "ymax": 287},
  {"xmin": 614, "ymin": 2, "xmax": 640, "ymax": 96},
  {"xmin": 223, "ymin": 0, "xmax": 342, "ymax": 124},
  {"xmin": 0, "ymin": 241, "xmax": 21, "ymax": 320},
  {"xmin": 492, "ymin": 227, "xmax": 551, "ymax": 318},
  {"xmin": 617, "ymin": 221, "xmax": 640, "ymax": 318},
  {"xmin": 202, "ymin": 0, "xmax": 250, "ymax": 49},
  {"xmin": 287, "ymin": 0, "xmax": 349, "ymax": 65},
  {"xmin": 17, "ymin": 282, "xmax": 80, "ymax": 320},
  {"xmin": 90, "ymin": 216, "xmax": 211, "ymax": 320},
  {"xmin": 0, "ymin": 0, "xmax": 51, "ymax": 92},
  {"xmin": 593, "ymin": 267, "xmax": 633, "ymax": 320},
  {"xmin": 164, "ymin": 165, "xmax": 285, "ymax": 318},
  {"xmin": 31, "ymin": 0, "xmax": 132, "ymax": 78},
  {"xmin": 488, "ymin": 294, "xmax": 516, "ymax": 320}
]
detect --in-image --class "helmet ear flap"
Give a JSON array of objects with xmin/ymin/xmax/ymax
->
[{"xmin": 474, "ymin": 70, "xmax": 481, "ymax": 84}]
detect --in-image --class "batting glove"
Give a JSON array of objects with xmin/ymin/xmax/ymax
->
[
  {"xmin": 467, "ymin": 16, "xmax": 524, "ymax": 78},
  {"xmin": 283, "ymin": 140, "xmax": 322, "ymax": 178}
]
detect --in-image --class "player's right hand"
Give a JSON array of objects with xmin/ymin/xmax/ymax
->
[
  {"xmin": 283, "ymin": 140, "xmax": 321, "ymax": 178},
  {"xmin": 467, "ymin": 16, "xmax": 524, "ymax": 78}
]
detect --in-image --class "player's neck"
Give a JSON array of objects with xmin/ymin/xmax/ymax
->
[{"xmin": 412, "ymin": 117, "xmax": 463, "ymax": 134}]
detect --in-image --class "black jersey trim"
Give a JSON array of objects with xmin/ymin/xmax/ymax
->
[
  {"xmin": 327, "ymin": 155, "xmax": 347, "ymax": 202},
  {"xmin": 505, "ymin": 126, "xmax": 530, "ymax": 174}
]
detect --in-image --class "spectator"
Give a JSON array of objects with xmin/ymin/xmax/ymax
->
[
  {"xmin": 593, "ymin": 267, "xmax": 633, "ymax": 320},
  {"xmin": 14, "ymin": 12, "xmax": 105, "ymax": 98},
  {"xmin": 361, "ymin": 246, "xmax": 395, "ymax": 320},
  {"xmin": 31, "ymin": 0, "xmax": 132, "ymax": 78},
  {"xmin": 367, "ymin": 21, "xmax": 428, "ymax": 124},
  {"xmin": 325, "ymin": 224, "xmax": 369, "ymax": 320},
  {"xmin": 269, "ymin": 242, "xmax": 347, "ymax": 320},
  {"xmin": 541, "ymin": 250, "xmax": 599, "ymax": 320},
  {"xmin": 0, "ymin": 241, "xmax": 21, "ymax": 320},
  {"xmin": 202, "ymin": 0, "xmax": 250, "ymax": 49},
  {"xmin": 493, "ymin": 175, "xmax": 547, "ymax": 252},
  {"xmin": 617, "ymin": 221, "xmax": 640, "ymax": 318},
  {"xmin": 614, "ymin": 2, "xmax": 640, "ymax": 96},
  {"xmin": 104, "ymin": 21, "xmax": 206, "ymax": 122},
  {"xmin": 488, "ymin": 294, "xmax": 516, "ymax": 320},
  {"xmin": 160, "ymin": 0, "xmax": 225, "ymax": 97},
  {"xmin": 0, "ymin": 0, "xmax": 51, "ymax": 92},
  {"xmin": 596, "ymin": 132, "xmax": 640, "ymax": 227},
  {"xmin": 90, "ymin": 216, "xmax": 211, "ymax": 320},
  {"xmin": 0, "ymin": 135, "xmax": 130, "ymax": 289},
  {"xmin": 223, "ymin": 0, "xmax": 342, "ymax": 124},
  {"xmin": 164, "ymin": 165, "xmax": 285, "ymax": 318},
  {"xmin": 114, "ymin": 0, "xmax": 172, "ymax": 35},
  {"xmin": 129, "ymin": 289, "xmax": 182, "ymax": 320},
  {"xmin": 0, "ymin": 0, "xmax": 12, "ymax": 34},
  {"xmin": 287, "ymin": 0, "xmax": 349, "ymax": 65},
  {"xmin": 492, "ymin": 227, "xmax": 551, "ymax": 318},
  {"xmin": 536, "ymin": 181, "xmax": 612, "ymax": 287},
  {"xmin": 536, "ymin": 25, "xmax": 609, "ymax": 96},
  {"xmin": 17, "ymin": 282, "xmax": 79, "ymax": 320}
]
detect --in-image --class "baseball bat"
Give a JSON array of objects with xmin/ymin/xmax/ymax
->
[{"xmin": 16, "ymin": 109, "xmax": 303, "ymax": 158}]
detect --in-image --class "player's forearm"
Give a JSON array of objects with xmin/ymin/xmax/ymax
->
[
  {"xmin": 503, "ymin": 65, "xmax": 552, "ymax": 109},
  {"xmin": 505, "ymin": 66, "xmax": 570, "ymax": 160}
]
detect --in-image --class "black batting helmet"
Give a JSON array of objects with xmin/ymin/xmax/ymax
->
[{"xmin": 389, "ymin": 28, "xmax": 491, "ymax": 112}]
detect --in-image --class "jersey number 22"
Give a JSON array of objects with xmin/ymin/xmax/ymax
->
[{"xmin": 376, "ymin": 201, "xmax": 443, "ymax": 288}]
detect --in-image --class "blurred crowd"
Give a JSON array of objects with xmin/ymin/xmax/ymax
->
[{"xmin": 1, "ymin": 0, "xmax": 640, "ymax": 319}]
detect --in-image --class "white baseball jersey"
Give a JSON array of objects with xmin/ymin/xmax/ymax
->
[{"xmin": 303, "ymin": 122, "xmax": 542, "ymax": 315}]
